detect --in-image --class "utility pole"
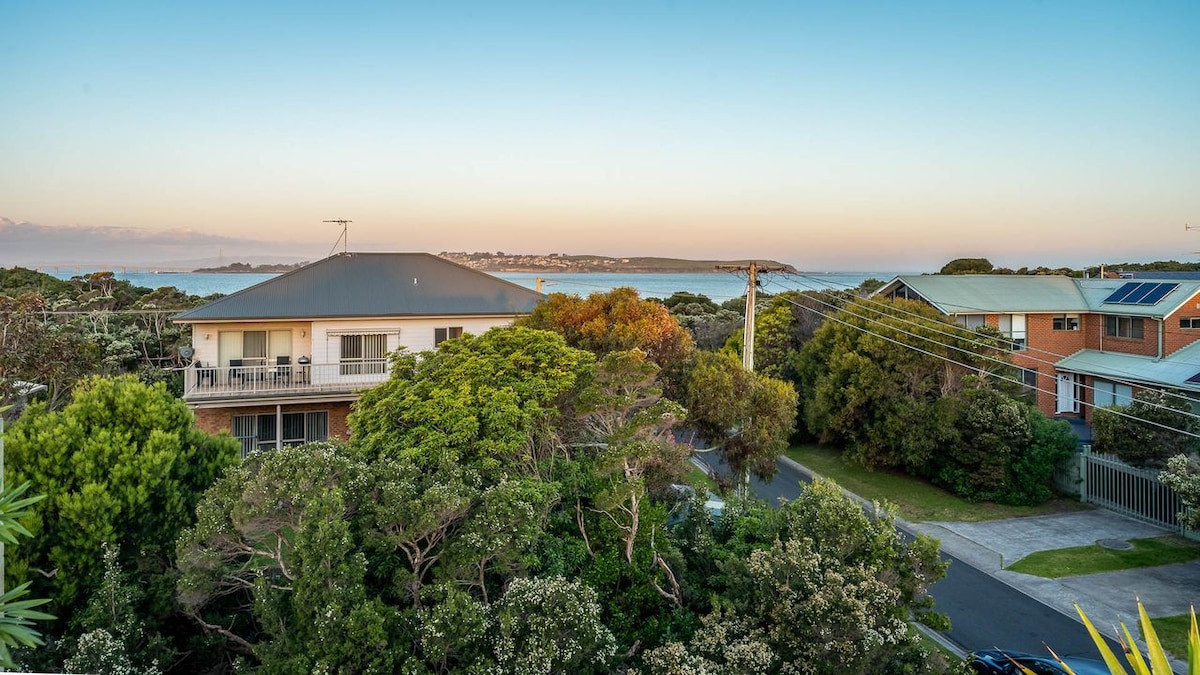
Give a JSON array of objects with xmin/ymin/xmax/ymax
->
[
  {"xmin": 324, "ymin": 219, "xmax": 353, "ymax": 255},
  {"xmin": 717, "ymin": 262, "xmax": 787, "ymax": 370}
]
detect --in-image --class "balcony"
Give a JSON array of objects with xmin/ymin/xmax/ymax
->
[{"xmin": 183, "ymin": 361, "xmax": 390, "ymax": 402}]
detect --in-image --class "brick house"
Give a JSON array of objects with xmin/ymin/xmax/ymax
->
[
  {"xmin": 173, "ymin": 252, "xmax": 543, "ymax": 455},
  {"xmin": 876, "ymin": 275, "xmax": 1200, "ymax": 420}
]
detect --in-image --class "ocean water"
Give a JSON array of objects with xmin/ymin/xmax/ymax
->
[{"xmin": 48, "ymin": 269, "xmax": 897, "ymax": 301}]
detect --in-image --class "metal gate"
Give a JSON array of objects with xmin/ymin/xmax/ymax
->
[{"xmin": 1080, "ymin": 447, "xmax": 1188, "ymax": 533}]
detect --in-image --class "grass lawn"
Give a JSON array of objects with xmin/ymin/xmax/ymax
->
[
  {"xmin": 785, "ymin": 445, "xmax": 1089, "ymax": 523},
  {"xmin": 685, "ymin": 463, "xmax": 719, "ymax": 493},
  {"xmin": 1006, "ymin": 536, "xmax": 1200, "ymax": 577},
  {"xmin": 1148, "ymin": 613, "xmax": 1194, "ymax": 662}
]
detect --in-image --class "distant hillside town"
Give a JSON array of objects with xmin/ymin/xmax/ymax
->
[{"xmin": 436, "ymin": 251, "xmax": 798, "ymax": 273}]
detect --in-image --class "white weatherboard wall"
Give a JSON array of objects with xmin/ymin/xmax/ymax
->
[{"xmin": 309, "ymin": 316, "xmax": 519, "ymax": 363}]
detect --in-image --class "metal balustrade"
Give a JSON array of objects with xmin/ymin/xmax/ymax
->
[{"xmin": 184, "ymin": 361, "xmax": 390, "ymax": 400}]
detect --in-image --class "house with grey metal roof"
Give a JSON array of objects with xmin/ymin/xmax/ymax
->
[
  {"xmin": 876, "ymin": 274, "xmax": 1200, "ymax": 421},
  {"xmin": 173, "ymin": 252, "xmax": 544, "ymax": 454}
]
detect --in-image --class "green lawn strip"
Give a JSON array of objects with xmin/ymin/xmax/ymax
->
[
  {"xmin": 784, "ymin": 445, "xmax": 1087, "ymax": 523},
  {"xmin": 1146, "ymin": 613, "xmax": 1192, "ymax": 662},
  {"xmin": 685, "ymin": 464, "xmax": 719, "ymax": 494},
  {"xmin": 1006, "ymin": 536, "xmax": 1200, "ymax": 577}
]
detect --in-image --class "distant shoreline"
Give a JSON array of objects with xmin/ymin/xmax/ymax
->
[{"xmin": 192, "ymin": 253, "xmax": 801, "ymax": 275}]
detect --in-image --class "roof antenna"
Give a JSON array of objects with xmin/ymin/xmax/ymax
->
[{"xmin": 324, "ymin": 219, "xmax": 352, "ymax": 257}]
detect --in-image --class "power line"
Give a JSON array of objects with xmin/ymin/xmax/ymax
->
[
  {"xmin": 775, "ymin": 272, "xmax": 1200, "ymax": 411},
  {"xmin": 758, "ymin": 280, "xmax": 1200, "ymax": 439}
]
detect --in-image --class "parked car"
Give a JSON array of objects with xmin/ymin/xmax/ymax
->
[{"xmin": 967, "ymin": 649, "xmax": 1110, "ymax": 675}]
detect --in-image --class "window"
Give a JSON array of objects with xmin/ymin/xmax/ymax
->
[
  {"xmin": 1105, "ymin": 316, "xmax": 1144, "ymax": 339},
  {"xmin": 998, "ymin": 314, "xmax": 1027, "ymax": 351},
  {"xmin": 340, "ymin": 333, "xmax": 388, "ymax": 375},
  {"xmin": 219, "ymin": 330, "xmax": 291, "ymax": 367},
  {"xmin": 434, "ymin": 326, "xmax": 464, "ymax": 345},
  {"xmin": 1181, "ymin": 317, "xmax": 1200, "ymax": 330},
  {"xmin": 1021, "ymin": 367, "xmax": 1038, "ymax": 396},
  {"xmin": 1093, "ymin": 380, "xmax": 1133, "ymax": 409},
  {"xmin": 232, "ymin": 411, "xmax": 328, "ymax": 458},
  {"xmin": 1053, "ymin": 314, "xmax": 1080, "ymax": 331},
  {"xmin": 956, "ymin": 314, "xmax": 986, "ymax": 329}
]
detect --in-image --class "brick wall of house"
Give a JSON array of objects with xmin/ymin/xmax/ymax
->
[
  {"xmin": 1164, "ymin": 292, "xmax": 1200, "ymax": 355},
  {"xmin": 193, "ymin": 401, "xmax": 354, "ymax": 441}
]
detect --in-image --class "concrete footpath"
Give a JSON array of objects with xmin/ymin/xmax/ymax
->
[{"xmin": 781, "ymin": 456, "xmax": 1200, "ymax": 673}]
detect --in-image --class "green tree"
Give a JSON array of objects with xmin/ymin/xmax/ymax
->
[
  {"xmin": 649, "ymin": 480, "xmax": 949, "ymax": 674},
  {"xmin": 3, "ymin": 375, "xmax": 238, "ymax": 636},
  {"xmin": 1160, "ymin": 454, "xmax": 1200, "ymax": 531},
  {"xmin": 939, "ymin": 258, "xmax": 994, "ymax": 274},
  {"xmin": 684, "ymin": 350, "xmax": 798, "ymax": 483},
  {"xmin": 795, "ymin": 297, "xmax": 1004, "ymax": 471},
  {"xmin": 1093, "ymin": 390, "xmax": 1200, "ymax": 467},
  {"xmin": 350, "ymin": 326, "xmax": 595, "ymax": 475}
]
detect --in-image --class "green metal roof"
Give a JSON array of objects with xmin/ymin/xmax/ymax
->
[
  {"xmin": 878, "ymin": 275, "xmax": 1200, "ymax": 318},
  {"xmin": 1056, "ymin": 342, "xmax": 1200, "ymax": 393},
  {"xmin": 879, "ymin": 275, "xmax": 1086, "ymax": 314},
  {"xmin": 174, "ymin": 252, "xmax": 544, "ymax": 322}
]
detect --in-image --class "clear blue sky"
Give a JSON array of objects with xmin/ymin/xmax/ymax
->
[{"xmin": 2, "ymin": 1, "xmax": 1198, "ymax": 271}]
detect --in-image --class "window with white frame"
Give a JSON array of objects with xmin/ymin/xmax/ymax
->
[
  {"xmin": 434, "ymin": 326, "xmax": 464, "ymax": 345},
  {"xmin": 1105, "ymin": 316, "xmax": 1144, "ymax": 339},
  {"xmin": 1053, "ymin": 314, "xmax": 1080, "ymax": 331},
  {"xmin": 1181, "ymin": 317, "xmax": 1200, "ymax": 330},
  {"xmin": 1093, "ymin": 380, "xmax": 1133, "ymax": 409},
  {"xmin": 998, "ymin": 314, "xmax": 1027, "ymax": 351},
  {"xmin": 232, "ymin": 411, "xmax": 329, "ymax": 458},
  {"xmin": 340, "ymin": 333, "xmax": 388, "ymax": 375}
]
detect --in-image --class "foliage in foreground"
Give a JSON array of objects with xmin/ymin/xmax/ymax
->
[
  {"xmin": 1073, "ymin": 601, "xmax": 1197, "ymax": 675},
  {"xmin": 0, "ymin": 478, "xmax": 53, "ymax": 670},
  {"xmin": 3, "ymin": 375, "xmax": 238, "ymax": 670}
]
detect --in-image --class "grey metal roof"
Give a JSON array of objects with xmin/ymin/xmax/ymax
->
[
  {"xmin": 174, "ymin": 252, "xmax": 544, "ymax": 321},
  {"xmin": 877, "ymin": 274, "xmax": 1200, "ymax": 318},
  {"xmin": 1056, "ymin": 342, "xmax": 1200, "ymax": 393}
]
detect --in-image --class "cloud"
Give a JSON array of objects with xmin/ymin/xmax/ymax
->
[{"xmin": 0, "ymin": 218, "xmax": 324, "ymax": 270}]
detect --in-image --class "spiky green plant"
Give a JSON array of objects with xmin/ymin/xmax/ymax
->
[
  {"xmin": 1062, "ymin": 600, "xmax": 1199, "ymax": 675},
  {"xmin": 0, "ymin": 480, "xmax": 54, "ymax": 668}
]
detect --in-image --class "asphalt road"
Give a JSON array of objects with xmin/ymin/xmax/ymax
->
[{"xmin": 704, "ymin": 454, "xmax": 1123, "ymax": 660}]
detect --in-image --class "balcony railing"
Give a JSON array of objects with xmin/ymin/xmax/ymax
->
[{"xmin": 183, "ymin": 361, "xmax": 390, "ymax": 400}]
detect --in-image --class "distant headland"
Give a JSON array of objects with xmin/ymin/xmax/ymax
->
[
  {"xmin": 194, "ymin": 253, "xmax": 799, "ymax": 274},
  {"xmin": 435, "ymin": 252, "xmax": 799, "ymax": 274}
]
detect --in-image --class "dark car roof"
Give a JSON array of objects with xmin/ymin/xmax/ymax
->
[
  {"xmin": 174, "ymin": 252, "xmax": 544, "ymax": 321},
  {"xmin": 970, "ymin": 649, "xmax": 1110, "ymax": 675}
]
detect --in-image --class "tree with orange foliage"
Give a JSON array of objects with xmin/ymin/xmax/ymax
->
[{"xmin": 517, "ymin": 288, "xmax": 694, "ymax": 373}]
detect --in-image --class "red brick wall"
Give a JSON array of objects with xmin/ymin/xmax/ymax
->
[{"xmin": 193, "ymin": 401, "xmax": 354, "ymax": 442}]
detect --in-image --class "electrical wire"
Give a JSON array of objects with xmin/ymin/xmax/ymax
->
[
  {"xmin": 773, "ymin": 272, "xmax": 1200, "ymax": 415},
  {"xmin": 755, "ymin": 277, "xmax": 1200, "ymax": 439}
]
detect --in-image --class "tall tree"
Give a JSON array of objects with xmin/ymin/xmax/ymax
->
[
  {"xmin": 684, "ymin": 350, "xmax": 797, "ymax": 483},
  {"xmin": 517, "ymin": 288, "xmax": 695, "ymax": 373},
  {"xmin": 3, "ymin": 375, "xmax": 238, "ymax": 634},
  {"xmin": 350, "ymin": 326, "xmax": 595, "ymax": 475}
]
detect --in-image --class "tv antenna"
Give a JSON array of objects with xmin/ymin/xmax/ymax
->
[{"xmin": 324, "ymin": 219, "xmax": 353, "ymax": 256}]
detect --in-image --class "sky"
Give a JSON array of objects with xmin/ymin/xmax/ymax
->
[{"xmin": 2, "ymin": 1, "xmax": 1198, "ymax": 272}]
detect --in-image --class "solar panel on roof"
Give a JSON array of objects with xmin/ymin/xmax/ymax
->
[
  {"xmin": 1139, "ymin": 283, "xmax": 1179, "ymax": 305},
  {"xmin": 1122, "ymin": 284, "xmax": 1155, "ymax": 303},
  {"xmin": 1104, "ymin": 282, "xmax": 1181, "ymax": 305},
  {"xmin": 1104, "ymin": 282, "xmax": 1141, "ymax": 304}
]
